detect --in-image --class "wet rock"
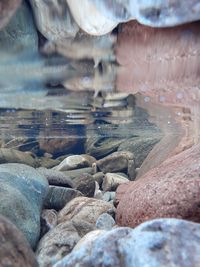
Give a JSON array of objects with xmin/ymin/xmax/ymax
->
[
  {"xmin": 96, "ymin": 213, "xmax": 115, "ymax": 230},
  {"xmin": 44, "ymin": 186, "xmax": 83, "ymax": 210},
  {"xmin": 62, "ymin": 166, "xmax": 97, "ymax": 180},
  {"xmin": 93, "ymin": 172, "xmax": 105, "ymax": 186},
  {"xmin": 41, "ymin": 209, "xmax": 58, "ymax": 237},
  {"xmin": 97, "ymin": 151, "xmax": 135, "ymax": 174},
  {"xmin": 29, "ymin": 0, "xmax": 78, "ymax": 42},
  {"xmin": 0, "ymin": 0, "xmax": 21, "ymax": 30},
  {"xmin": 53, "ymin": 155, "xmax": 91, "ymax": 171},
  {"xmin": 103, "ymin": 191, "xmax": 114, "ymax": 202},
  {"xmin": 38, "ymin": 157, "xmax": 60, "ymax": 169},
  {"xmin": 53, "ymin": 218, "xmax": 200, "ymax": 267},
  {"xmin": 0, "ymin": 0, "xmax": 38, "ymax": 52},
  {"xmin": 38, "ymin": 129, "xmax": 81, "ymax": 157},
  {"xmin": 53, "ymin": 227, "xmax": 131, "ymax": 267},
  {"xmin": 73, "ymin": 174, "xmax": 96, "ymax": 197},
  {"xmin": 36, "ymin": 219, "xmax": 95, "ymax": 267},
  {"xmin": 73, "ymin": 229, "xmax": 106, "ymax": 252},
  {"xmin": 37, "ymin": 167, "xmax": 74, "ymax": 188},
  {"xmin": 0, "ymin": 215, "xmax": 38, "ymax": 267},
  {"xmin": 102, "ymin": 173, "xmax": 129, "ymax": 192},
  {"xmin": 0, "ymin": 148, "xmax": 37, "ymax": 167},
  {"xmin": 118, "ymin": 136, "xmax": 162, "ymax": 168},
  {"xmin": 67, "ymin": 0, "xmax": 200, "ymax": 36},
  {"xmin": 0, "ymin": 163, "xmax": 49, "ymax": 248},
  {"xmin": 116, "ymin": 144, "xmax": 200, "ymax": 227},
  {"xmin": 58, "ymin": 196, "xmax": 115, "ymax": 225},
  {"xmin": 85, "ymin": 125, "xmax": 124, "ymax": 159}
]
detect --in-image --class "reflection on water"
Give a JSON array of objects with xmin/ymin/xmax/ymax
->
[{"xmin": 0, "ymin": 0, "xmax": 199, "ymax": 177}]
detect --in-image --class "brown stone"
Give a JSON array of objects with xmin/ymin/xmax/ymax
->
[
  {"xmin": 0, "ymin": 215, "xmax": 38, "ymax": 267},
  {"xmin": 97, "ymin": 151, "xmax": 134, "ymax": 174},
  {"xmin": 58, "ymin": 196, "xmax": 115, "ymax": 225},
  {"xmin": 116, "ymin": 144, "xmax": 200, "ymax": 227},
  {"xmin": 0, "ymin": 0, "xmax": 21, "ymax": 30}
]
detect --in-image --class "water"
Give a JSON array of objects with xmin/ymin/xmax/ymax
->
[{"xmin": 0, "ymin": 1, "xmax": 199, "ymax": 177}]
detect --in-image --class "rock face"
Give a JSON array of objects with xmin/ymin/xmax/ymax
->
[
  {"xmin": 0, "ymin": 163, "xmax": 49, "ymax": 248},
  {"xmin": 116, "ymin": 144, "xmax": 200, "ymax": 227},
  {"xmin": 0, "ymin": 0, "xmax": 21, "ymax": 30},
  {"xmin": 53, "ymin": 218, "xmax": 200, "ymax": 267},
  {"xmin": 0, "ymin": 215, "xmax": 38, "ymax": 267}
]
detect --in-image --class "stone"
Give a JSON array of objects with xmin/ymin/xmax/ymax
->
[
  {"xmin": 118, "ymin": 136, "xmax": 162, "ymax": 168},
  {"xmin": 41, "ymin": 209, "xmax": 58, "ymax": 237},
  {"xmin": 0, "ymin": 163, "xmax": 49, "ymax": 248},
  {"xmin": 36, "ymin": 219, "xmax": 95, "ymax": 267},
  {"xmin": 0, "ymin": 215, "xmax": 38, "ymax": 267},
  {"xmin": 44, "ymin": 186, "xmax": 83, "ymax": 210},
  {"xmin": 53, "ymin": 227, "xmax": 132, "ymax": 267},
  {"xmin": 0, "ymin": 0, "xmax": 21, "ymax": 30},
  {"xmin": 96, "ymin": 213, "xmax": 116, "ymax": 230},
  {"xmin": 97, "ymin": 151, "xmax": 134, "ymax": 174},
  {"xmin": 116, "ymin": 144, "xmax": 200, "ymax": 227},
  {"xmin": 67, "ymin": 0, "xmax": 200, "ymax": 36},
  {"xmin": 38, "ymin": 127, "xmax": 83, "ymax": 157},
  {"xmin": 73, "ymin": 174, "xmax": 96, "ymax": 197},
  {"xmin": 0, "ymin": 148, "xmax": 37, "ymax": 167},
  {"xmin": 93, "ymin": 172, "xmax": 105, "ymax": 186},
  {"xmin": 38, "ymin": 157, "xmax": 60, "ymax": 169},
  {"xmin": 58, "ymin": 196, "xmax": 115, "ymax": 225},
  {"xmin": 73, "ymin": 229, "xmax": 106, "ymax": 251},
  {"xmin": 62, "ymin": 166, "xmax": 97, "ymax": 180},
  {"xmin": 29, "ymin": 0, "xmax": 79, "ymax": 42},
  {"xmin": 0, "ymin": 0, "xmax": 38, "ymax": 52},
  {"xmin": 53, "ymin": 218, "xmax": 200, "ymax": 267},
  {"xmin": 37, "ymin": 167, "xmax": 74, "ymax": 188},
  {"xmin": 102, "ymin": 173, "xmax": 129, "ymax": 191},
  {"xmin": 53, "ymin": 155, "xmax": 91, "ymax": 171}
]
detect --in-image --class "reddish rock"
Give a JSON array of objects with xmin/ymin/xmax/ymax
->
[
  {"xmin": 0, "ymin": 0, "xmax": 21, "ymax": 29},
  {"xmin": 0, "ymin": 215, "xmax": 38, "ymax": 267},
  {"xmin": 116, "ymin": 20, "xmax": 200, "ymax": 176},
  {"xmin": 116, "ymin": 144, "xmax": 200, "ymax": 227}
]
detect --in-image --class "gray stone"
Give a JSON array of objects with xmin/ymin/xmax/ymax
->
[
  {"xmin": 0, "ymin": 148, "xmax": 37, "ymax": 167},
  {"xmin": 96, "ymin": 213, "xmax": 115, "ymax": 230},
  {"xmin": 62, "ymin": 166, "xmax": 97, "ymax": 180},
  {"xmin": 36, "ymin": 219, "xmax": 95, "ymax": 267},
  {"xmin": 118, "ymin": 136, "xmax": 161, "ymax": 168},
  {"xmin": 53, "ymin": 155, "xmax": 91, "ymax": 171},
  {"xmin": 0, "ymin": 163, "xmax": 49, "ymax": 248},
  {"xmin": 44, "ymin": 186, "xmax": 83, "ymax": 210},
  {"xmin": 0, "ymin": 0, "xmax": 21, "ymax": 30},
  {"xmin": 102, "ymin": 173, "xmax": 129, "ymax": 191},
  {"xmin": 73, "ymin": 174, "xmax": 96, "ymax": 197},
  {"xmin": 37, "ymin": 167, "xmax": 74, "ymax": 188},
  {"xmin": 53, "ymin": 218, "xmax": 200, "ymax": 267},
  {"xmin": 97, "ymin": 151, "xmax": 134, "ymax": 173}
]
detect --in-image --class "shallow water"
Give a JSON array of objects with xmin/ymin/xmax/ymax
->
[{"xmin": 0, "ymin": 2, "xmax": 199, "ymax": 178}]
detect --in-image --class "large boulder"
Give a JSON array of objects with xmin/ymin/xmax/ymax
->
[
  {"xmin": 116, "ymin": 144, "xmax": 200, "ymax": 227},
  {"xmin": 0, "ymin": 215, "xmax": 38, "ymax": 267},
  {"xmin": 0, "ymin": 163, "xmax": 49, "ymax": 248},
  {"xmin": 53, "ymin": 218, "xmax": 200, "ymax": 267}
]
